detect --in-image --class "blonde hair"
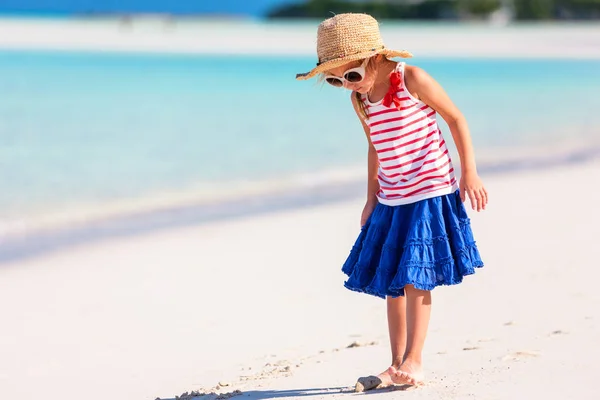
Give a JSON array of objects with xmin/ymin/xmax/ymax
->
[
  {"xmin": 355, "ymin": 90, "xmax": 369, "ymax": 121},
  {"xmin": 354, "ymin": 56, "xmax": 381, "ymax": 121}
]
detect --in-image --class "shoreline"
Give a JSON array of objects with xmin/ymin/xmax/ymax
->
[
  {"xmin": 0, "ymin": 17, "xmax": 600, "ymax": 58},
  {"xmin": 2, "ymin": 143, "xmax": 599, "ymax": 264}
]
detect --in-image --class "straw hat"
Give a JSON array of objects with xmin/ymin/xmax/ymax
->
[{"xmin": 296, "ymin": 13, "xmax": 412, "ymax": 80}]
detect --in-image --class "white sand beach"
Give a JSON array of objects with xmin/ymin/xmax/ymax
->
[
  {"xmin": 0, "ymin": 17, "xmax": 600, "ymax": 58},
  {"xmin": 1, "ymin": 159, "xmax": 599, "ymax": 400}
]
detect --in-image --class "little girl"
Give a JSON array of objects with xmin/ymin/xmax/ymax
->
[{"xmin": 297, "ymin": 13, "xmax": 487, "ymax": 389}]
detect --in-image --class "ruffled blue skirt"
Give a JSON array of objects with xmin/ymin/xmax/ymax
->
[{"xmin": 342, "ymin": 190, "xmax": 483, "ymax": 298}]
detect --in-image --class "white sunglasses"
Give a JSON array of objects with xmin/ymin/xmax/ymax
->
[{"xmin": 324, "ymin": 58, "xmax": 369, "ymax": 88}]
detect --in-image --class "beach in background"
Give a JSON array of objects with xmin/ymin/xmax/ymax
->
[{"xmin": 1, "ymin": 16, "xmax": 600, "ymax": 400}]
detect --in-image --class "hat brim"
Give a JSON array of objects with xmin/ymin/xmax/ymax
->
[{"xmin": 296, "ymin": 48, "xmax": 413, "ymax": 80}]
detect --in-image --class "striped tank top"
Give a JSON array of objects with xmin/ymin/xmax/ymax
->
[{"xmin": 362, "ymin": 62, "xmax": 458, "ymax": 206}]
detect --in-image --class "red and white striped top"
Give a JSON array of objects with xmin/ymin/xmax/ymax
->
[{"xmin": 363, "ymin": 62, "xmax": 458, "ymax": 206}]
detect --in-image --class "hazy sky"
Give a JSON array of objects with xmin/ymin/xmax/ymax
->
[{"xmin": 0, "ymin": 0, "xmax": 298, "ymax": 16}]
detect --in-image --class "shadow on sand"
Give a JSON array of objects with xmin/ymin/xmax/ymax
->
[{"xmin": 161, "ymin": 384, "xmax": 415, "ymax": 399}]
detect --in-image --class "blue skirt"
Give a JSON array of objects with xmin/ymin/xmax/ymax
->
[{"xmin": 342, "ymin": 190, "xmax": 484, "ymax": 298}]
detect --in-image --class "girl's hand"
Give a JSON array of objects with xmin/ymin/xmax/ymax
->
[
  {"xmin": 460, "ymin": 171, "xmax": 488, "ymax": 212},
  {"xmin": 361, "ymin": 201, "xmax": 377, "ymax": 227}
]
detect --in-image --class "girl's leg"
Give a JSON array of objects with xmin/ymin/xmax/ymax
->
[
  {"xmin": 356, "ymin": 295, "xmax": 407, "ymax": 391},
  {"xmin": 389, "ymin": 285, "xmax": 431, "ymax": 385},
  {"xmin": 386, "ymin": 295, "xmax": 407, "ymax": 369},
  {"xmin": 373, "ymin": 296, "xmax": 408, "ymax": 386}
]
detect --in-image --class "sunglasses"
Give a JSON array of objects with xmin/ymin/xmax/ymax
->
[{"xmin": 324, "ymin": 58, "xmax": 369, "ymax": 88}]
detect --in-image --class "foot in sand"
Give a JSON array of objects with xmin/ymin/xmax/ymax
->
[
  {"xmin": 388, "ymin": 360, "xmax": 424, "ymax": 386},
  {"xmin": 355, "ymin": 368, "xmax": 396, "ymax": 392}
]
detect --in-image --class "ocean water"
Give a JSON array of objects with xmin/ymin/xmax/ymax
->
[{"xmin": 1, "ymin": 50, "xmax": 600, "ymax": 228}]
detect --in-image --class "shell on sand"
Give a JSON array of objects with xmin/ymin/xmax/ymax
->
[{"xmin": 355, "ymin": 375, "xmax": 383, "ymax": 392}]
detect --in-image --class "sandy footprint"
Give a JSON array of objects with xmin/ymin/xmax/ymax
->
[
  {"xmin": 502, "ymin": 350, "xmax": 540, "ymax": 362},
  {"xmin": 347, "ymin": 340, "xmax": 379, "ymax": 349},
  {"xmin": 549, "ymin": 329, "xmax": 568, "ymax": 336}
]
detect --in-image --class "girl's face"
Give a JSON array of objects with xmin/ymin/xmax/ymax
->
[{"xmin": 323, "ymin": 57, "xmax": 377, "ymax": 94}]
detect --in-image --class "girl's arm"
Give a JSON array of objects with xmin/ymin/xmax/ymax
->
[
  {"xmin": 404, "ymin": 65, "xmax": 488, "ymax": 212},
  {"xmin": 351, "ymin": 92, "xmax": 379, "ymax": 225}
]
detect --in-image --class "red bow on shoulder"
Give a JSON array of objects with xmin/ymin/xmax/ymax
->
[{"xmin": 382, "ymin": 71, "xmax": 402, "ymax": 109}]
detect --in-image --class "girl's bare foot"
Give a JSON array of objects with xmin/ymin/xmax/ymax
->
[
  {"xmin": 375, "ymin": 368, "xmax": 396, "ymax": 387},
  {"xmin": 388, "ymin": 360, "xmax": 424, "ymax": 386},
  {"xmin": 355, "ymin": 367, "xmax": 397, "ymax": 392}
]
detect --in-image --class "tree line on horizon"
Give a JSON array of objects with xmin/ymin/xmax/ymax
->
[{"xmin": 266, "ymin": 0, "xmax": 600, "ymax": 20}]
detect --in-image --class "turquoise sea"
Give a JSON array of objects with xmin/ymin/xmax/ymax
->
[{"xmin": 2, "ymin": 49, "xmax": 600, "ymax": 231}]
